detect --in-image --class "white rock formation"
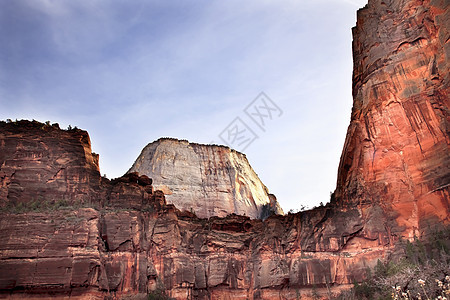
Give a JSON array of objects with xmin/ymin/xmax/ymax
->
[{"xmin": 128, "ymin": 138, "xmax": 283, "ymax": 219}]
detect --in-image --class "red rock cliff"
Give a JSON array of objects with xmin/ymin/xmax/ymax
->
[
  {"xmin": 0, "ymin": 0, "xmax": 449, "ymax": 299},
  {"xmin": 334, "ymin": 0, "xmax": 450, "ymax": 238},
  {"xmin": 0, "ymin": 120, "xmax": 102, "ymax": 207}
]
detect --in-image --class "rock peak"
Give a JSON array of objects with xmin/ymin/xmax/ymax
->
[{"xmin": 128, "ymin": 138, "xmax": 283, "ymax": 219}]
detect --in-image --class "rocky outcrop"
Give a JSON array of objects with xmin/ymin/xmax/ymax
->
[
  {"xmin": 128, "ymin": 138, "xmax": 283, "ymax": 219},
  {"xmin": 0, "ymin": 0, "xmax": 449, "ymax": 299},
  {"xmin": 0, "ymin": 121, "xmax": 165, "ymax": 213},
  {"xmin": 0, "ymin": 120, "xmax": 103, "ymax": 208},
  {"xmin": 334, "ymin": 0, "xmax": 450, "ymax": 237}
]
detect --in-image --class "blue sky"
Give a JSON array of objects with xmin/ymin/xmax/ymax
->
[{"xmin": 0, "ymin": 0, "xmax": 368, "ymax": 212}]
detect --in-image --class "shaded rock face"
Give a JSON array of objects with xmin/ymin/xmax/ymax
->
[
  {"xmin": 128, "ymin": 138, "xmax": 283, "ymax": 219},
  {"xmin": 334, "ymin": 0, "xmax": 450, "ymax": 237}
]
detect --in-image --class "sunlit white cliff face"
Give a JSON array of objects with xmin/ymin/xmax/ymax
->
[{"xmin": 128, "ymin": 138, "xmax": 283, "ymax": 219}]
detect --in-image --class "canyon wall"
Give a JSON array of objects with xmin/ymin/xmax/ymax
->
[
  {"xmin": 0, "ymin": 125, "xmax": 399, "ymax": 299},
  {"xmin": 0, "ymin": 0, "xmax": 449, "ymax": 299},
  {"xmin": 1, "ymin": 120, "xmax": 390, "ymax": 299},
  {"xmin": 128, "ymin": 138, "xmax": 283, "ymax": 219},
  {"xmin": 0, "ymin": 204, "xmax": 393, "ymax": 300},
  {"xmin": 334, "ymin": 0, "xmax": 450, "ymax": 237}
]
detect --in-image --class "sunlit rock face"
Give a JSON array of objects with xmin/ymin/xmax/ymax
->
[
  {"xmin": 334, "ymin": 0, "xmax": 450, "ymax": 237},
  {"xmin": 128, "ymin": 138, "xmax": 283, "ymax": 219}
]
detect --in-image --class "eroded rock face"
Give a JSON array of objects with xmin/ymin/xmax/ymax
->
[
  {"xmin": 0, "ymin": 207, "xmax": 392, "ymax": 300},
  {"xmin": 128, "ymin": 138, "xmax": 283, "ymax": 219},
  {"xmin": 0, "ymin": 0, "xmax": 449, "ymax": 299},
  {"xmin": 334, "ymin": 0, "xmax": 450, "ymax": 237},
  {"xmin": 0, "ymin": 120, "xmax": 102, "ymax": 207},
  {"xmin": 0, "ymin": 121, "xmax": 397, "ymax": 299}
]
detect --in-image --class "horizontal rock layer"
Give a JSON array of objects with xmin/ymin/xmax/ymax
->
[{"xmin": 0, "ymin": 205, "xmax": 395, "ymax": 300}]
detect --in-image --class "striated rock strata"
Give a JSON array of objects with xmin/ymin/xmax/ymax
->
[
  {"xmin": 334, "ymin": 0, "xmax": 450, "ymax": 236},
  {"xmin": 0, "ymin": 0, "xmax": 449, "ymax": 299},
  {"xmin": 128, "ymin": 138, "xmax": 283, "ymax": 219},
  {"xmin": 0, "ymin": 205, "xmax": 393, "ymax": 300}
]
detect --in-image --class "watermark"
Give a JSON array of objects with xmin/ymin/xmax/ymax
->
[
  {"xmin": 219, "ymin": 117, "xmax": 258, "ymax": 151},
  {"xmin": 244, "ymin": 92, "xmax": 283, "ymax": 132},
  {"xmin": 217, "ymin": 92, "xmax": 282, "ymax": 152}
]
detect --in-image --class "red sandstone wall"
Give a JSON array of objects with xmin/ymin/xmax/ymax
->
[{"xmin": 335, "ymin": 0, "xmax": 449, "ymax": 237}]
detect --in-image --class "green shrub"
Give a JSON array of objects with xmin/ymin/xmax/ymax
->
[
  {"xmin": 354, "ymin": 281, "xmax": 376, "ymax": 299},
  {"xmin": 0, "ymin": 199, "xmax": 90, "ymax": 213}
]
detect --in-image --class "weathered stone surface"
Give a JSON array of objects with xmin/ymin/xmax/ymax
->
[
  {"xmin": 334, "ymin": 0, "xmax": 450, "ymax": 237},
  {"xmin": 0, "ymin": 0, "xmax": 449, "ymax": 299},
  {"xmin": 0, "ymin": 120, "xmax": 103, "ymax": 207},
  {"xmin": 107, "ymin": 172, "xmax": 157, "ymax": 209},
  {"xmin": 0, "ymin": 207, "xmax": 392, "ymax": 299},
  {"xmin": 128, "ymin": 138, "xmax": 283, "ymax": 219}
]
